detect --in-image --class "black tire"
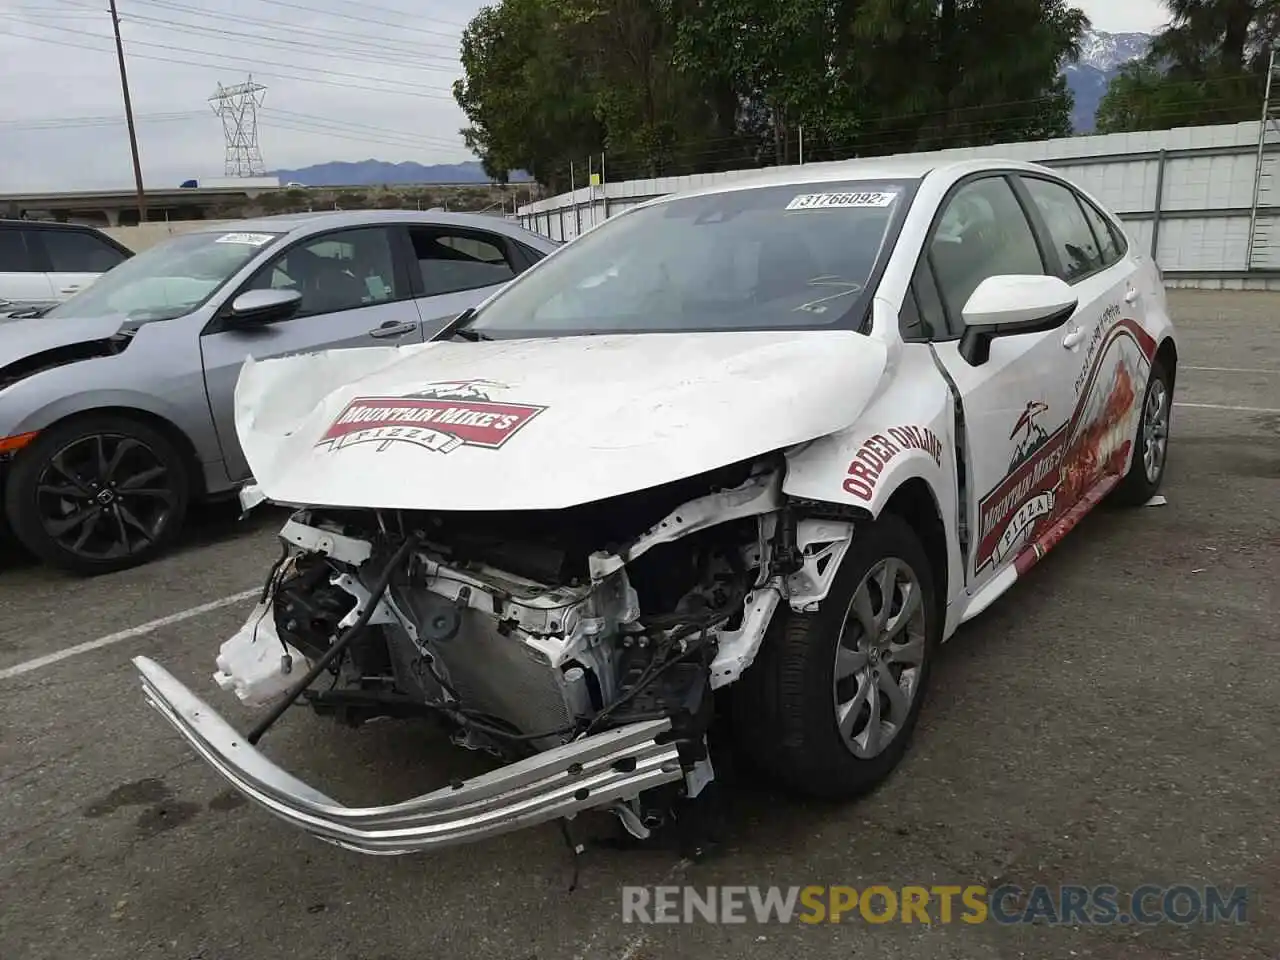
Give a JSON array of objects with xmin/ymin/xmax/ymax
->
[
  {"xmin": 3, "ymin": 414, "xmax": 191, "ymax": 576},
  {"xmin": 730, "ymin": 513, "xmax": 940, "ymax": 799},
  {"xmin": 1109, "ymin": 357, "xmax": 1173, "ymax": 508}
]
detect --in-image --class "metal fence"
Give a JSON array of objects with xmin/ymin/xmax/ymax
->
[{"xmin": 517, "ymin": 120, "xmax": 1280, "ymax": 290}]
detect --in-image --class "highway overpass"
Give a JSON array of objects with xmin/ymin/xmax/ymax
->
[{"xmin": 0, "ymin": 183, "xmax": 285, "ymax": 227}]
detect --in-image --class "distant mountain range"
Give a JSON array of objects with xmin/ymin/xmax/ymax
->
[
  {"xmin": 274, "ymin": 28, "xmax": 1150, "ymax": 187},
  {"xmin": 271, "ymin": 159, "xmax": 532, "ymax": 187},
  {"xmin": 1064, "ymin": 28, "xmax": 1153, "ymax": 132}
]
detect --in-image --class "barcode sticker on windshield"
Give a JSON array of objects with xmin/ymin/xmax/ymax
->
[
  {"xmin": 786, "ymin": 191, "xmax": 898, "ymax": 210},
  {"xmin": 215, "ymin": 232, "xmax": 275, "ymax": 246}
]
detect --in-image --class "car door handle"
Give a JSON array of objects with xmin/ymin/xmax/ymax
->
[
  {"xmin": 368, "ymin": 320, "xmax": 418, "ymax": 339},
  {"xmin": 1062, "ymin": 327, "xmax": 1087, "ymax": 349},
  {"xmin": 59, "ymin": 285, "xmax": 81, "ymax": 294}
]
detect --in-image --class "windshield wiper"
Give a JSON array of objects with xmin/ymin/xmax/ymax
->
[
  {"xmin": 434, "ymin": 307, "xmax": 493, "ymax": 341},
  {"xmin": 3, "ymin": 305, "xmax": 55, "ymax": 319}
]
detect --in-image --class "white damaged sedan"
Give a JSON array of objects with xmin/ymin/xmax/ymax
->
[{"xmin": 133, "ymin": 156, "xmax": 1177, "ymax": 855}]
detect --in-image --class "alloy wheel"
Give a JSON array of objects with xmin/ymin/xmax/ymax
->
[
  {"xmin": 1143, "ymin": 377, "xmax": 1170, "ymax": 484},
  {"xmin": 831, "ymin": 557, "xmax": 928, "ymax": 760},
  {"xmin": 34, "ymin": 433, "xmax": 178, "ymax": 562}
]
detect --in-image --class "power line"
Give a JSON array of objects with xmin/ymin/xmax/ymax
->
[
  {"xmin": 261, "ymin": 108, "xmax": 469, "ymax": 150},
  {"xmin": 0, "ymin": 14, "xmax": 455, "ymax": 95},
  {"xmin": 262, "ymin": 119, "xmax": 471, "ymax": 157},
  {"xmin": 35, "ymin": 0, "xmax": 468, "ymax": 38},
  {"xmin": 0, "ymin": 111, "xmax": 207, "ymax": 130},
  {"xmin": 247, "ymin": 0, "xmax": 465, "ymax": 43},
  {"xmin": 1, "ymin": 17, "xmax": 462, "ymax": 102},
  {"xmin": 115, "ymin": 10, "xmax": 467, "ymax": 74},
  {"xmin": 287, "ymin": 0, "xmax": 470, "ymax": 31},
  {"xmin": 0, "ymin": 108, "xmax": 463, "ymax": 155},
  {"xmin": 116, "ymin": 0, "xmax": 465, "ymax": 60}
]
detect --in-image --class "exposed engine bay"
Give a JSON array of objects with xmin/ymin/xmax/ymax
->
[{"xmin": 211, "ymin": 455, "xmax": 857, "ymax": 841}]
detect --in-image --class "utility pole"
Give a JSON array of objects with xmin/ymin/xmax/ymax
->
[{"xmin": 108, "ymin": 0, "xmax": 147, "ymax": 223}]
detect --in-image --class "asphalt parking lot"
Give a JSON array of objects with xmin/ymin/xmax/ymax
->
[{"xmin": 1, "ymin": 288, "xmax": 1277, "ymax": 960}]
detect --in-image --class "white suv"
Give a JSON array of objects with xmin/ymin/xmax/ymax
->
[{"xmin": 0, "ymin": 219, "xmax": 132, "ymax": 309}]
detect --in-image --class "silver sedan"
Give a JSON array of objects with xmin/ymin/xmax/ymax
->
[{"xmin": 0, "ymin": 209, "xmax": 558, "ymax": 574}]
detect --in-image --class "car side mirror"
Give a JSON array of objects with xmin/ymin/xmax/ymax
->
[
  {"xmin": 227, "ymin": 288, "xmax": 303, "ymax": 326},
  {"xmin": 958, "ymin": 274, "xmax": 1077, "ymax": 366}
]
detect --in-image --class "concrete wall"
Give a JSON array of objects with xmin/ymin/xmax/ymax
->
[
  {"xmin": 104, "ymin": 220, "xmax": 238, "ymax": 252},
  {"xmin": 516, "ymin": 120, "xmax": 1280, "ymax": 290}
]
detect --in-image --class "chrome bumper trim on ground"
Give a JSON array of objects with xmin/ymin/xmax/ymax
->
[{"xmin": 132, "ymin": 656, "xmax": 683, "ymax": 855}]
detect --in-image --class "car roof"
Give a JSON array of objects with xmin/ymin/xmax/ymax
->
[
  {"xmin": 183, "ymin": 209, "xmax": 545, "ymax": 240},
  {"xmin": 0, "ymin": 218, "xmax": 114, "ymax": 233},
  {"xmin": 637, "ymin": 156, "xmax": 1062, "ymax": 205}
]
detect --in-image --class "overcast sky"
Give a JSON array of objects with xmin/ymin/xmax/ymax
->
[{"xmin": 1, "ymin": 0, "xmax": 1172, "ymax": 193}]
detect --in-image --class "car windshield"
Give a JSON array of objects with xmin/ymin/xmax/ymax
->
[
  {"xmin": 45, "ymin": 229, "xmax": 284, "ymax": 322},
  {"xmin": 466, "ymin": 178, "xmax": 916, "ymax": 337}
]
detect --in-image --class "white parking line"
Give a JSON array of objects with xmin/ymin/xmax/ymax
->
[
  {"xmin": 1174, "ymin": 402, "xmax": 1280, "ymax": 414},
  {"xmin": 0, "ymin": 588, "xmax": 260, "ymax": 681},
  {"xmin": 1184, "ymin": 366, "xmax": 1280, "ymax": 375}
]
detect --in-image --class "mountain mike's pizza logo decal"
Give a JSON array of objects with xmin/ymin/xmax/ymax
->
[
  {"xmin": 974, "ymin": 315, "xmax": 1156, "ymax": 574},
  {"xmin": 1008, "ymin": 400, "xmax": 1050, "ymax": 471},
  {"xmin": 315, "ymin": 379, "xmax": 546, "ymax": 455}
]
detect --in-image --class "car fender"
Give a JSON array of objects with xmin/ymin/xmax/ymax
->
[
  {"xmin": 2, "ymin": 382, "xmax": 222, "ymax": 494},
  {"xmin": 10, "ymin": 387, "xmax": 194, "ymax": 439},
  {"xmin": 0, "ymin": 315, "xmax": 223, "ymax": 479},
  {"xmin": 782, "ymin": 343, "xmax": 964, "ymax": 615}
]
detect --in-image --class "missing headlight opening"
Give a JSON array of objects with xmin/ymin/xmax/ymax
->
[{"xmin": 144, "ymin": 454, "xmax": 857, "ymax": 858}]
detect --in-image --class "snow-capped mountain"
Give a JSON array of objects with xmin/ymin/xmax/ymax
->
[
  {"xmin": 1064, "ymin": 28, "xmax": 1153, "ymax": 132},
  {"xmin": 1077, "ymin": 28, "xmax": 1153, "ymax": 73}
]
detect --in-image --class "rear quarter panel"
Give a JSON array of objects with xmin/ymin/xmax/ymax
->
[{"xmin": 1075, "ymin": 179, "xmax": 1177, "ymax": 355}]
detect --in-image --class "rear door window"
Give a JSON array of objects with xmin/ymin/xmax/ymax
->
[
  {"xmin": 1019, "ymin": 176, "xmax": 1105, "ymax": 282},
  {"xmin": 0, "ymin": 230, "xmax": 34, "ymax": 272},
  {"xmin": 407, "ymin": 227, "xmax": 521, "ymax": 296},
  {"xmin": 40, "ymin": 229, "xmax": 129, "ymax": 273},
  {"xmin": 1075, "ymin": 195, "xmax": 1126, "ymax": 267}
]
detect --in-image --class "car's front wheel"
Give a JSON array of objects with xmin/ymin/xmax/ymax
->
[
  {"xmin": 731, "ymin": 513, "xmax": 940, "ymax": 799},
  {"xmin": 4, "ymin": 415, "xmax": 190, "ymax": 576}
]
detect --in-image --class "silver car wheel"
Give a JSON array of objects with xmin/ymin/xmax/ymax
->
[
  {"xmin": 1142, "ymin": 377, "xmax": 1170, "ymax": 484},
  {"xmin": 831, "ymin": 557, "xmax": 927, "ymax": 760}
]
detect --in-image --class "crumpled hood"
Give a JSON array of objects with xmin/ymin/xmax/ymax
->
[
  {"xmin": 0, "ymin": 313, "xmax": 127, "ymax": 364},
  {"xmin": 235, "ymin": 330, "xmax": 889, "ymax": 512}
]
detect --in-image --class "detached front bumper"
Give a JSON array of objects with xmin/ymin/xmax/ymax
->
[{"xmin": 132, "ymin": 656, "xmax": 684, "ymax": 855}]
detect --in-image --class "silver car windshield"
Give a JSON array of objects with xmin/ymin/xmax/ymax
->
[
  {"xmin": 46, "ymin": 229, "xmax": 284, "ymax": 322},
  {"xmin": 467, "ymin": 178, "xmax": 915, "ymax": 337}
]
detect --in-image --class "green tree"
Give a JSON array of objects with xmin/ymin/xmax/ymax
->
[
  {"xmin": 454, "ymin": 0, "xmax": 1089, "ymax": 187},
  {"xmin": 452, "ymin": 0, "xmax": 603, "ymax": 192},
  {"xmin": 670, "ymin": 0, "xmax": 1084, "ymax": 160},
  {"xmin": 1095, "ymin": 0, "xmax": 1272, "ymax": 132},
  {"xmin": 669, "ymin": 0, "xmax": 839, "ymax": 165},
  {"xmin": 553, "ymin": 0, "xmax": 744, "ymax": 178}
]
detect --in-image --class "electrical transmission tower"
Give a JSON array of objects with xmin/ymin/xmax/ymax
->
[{"xmin": 209, "ymin": 76, "xmax": 267, "ymax": 177}]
